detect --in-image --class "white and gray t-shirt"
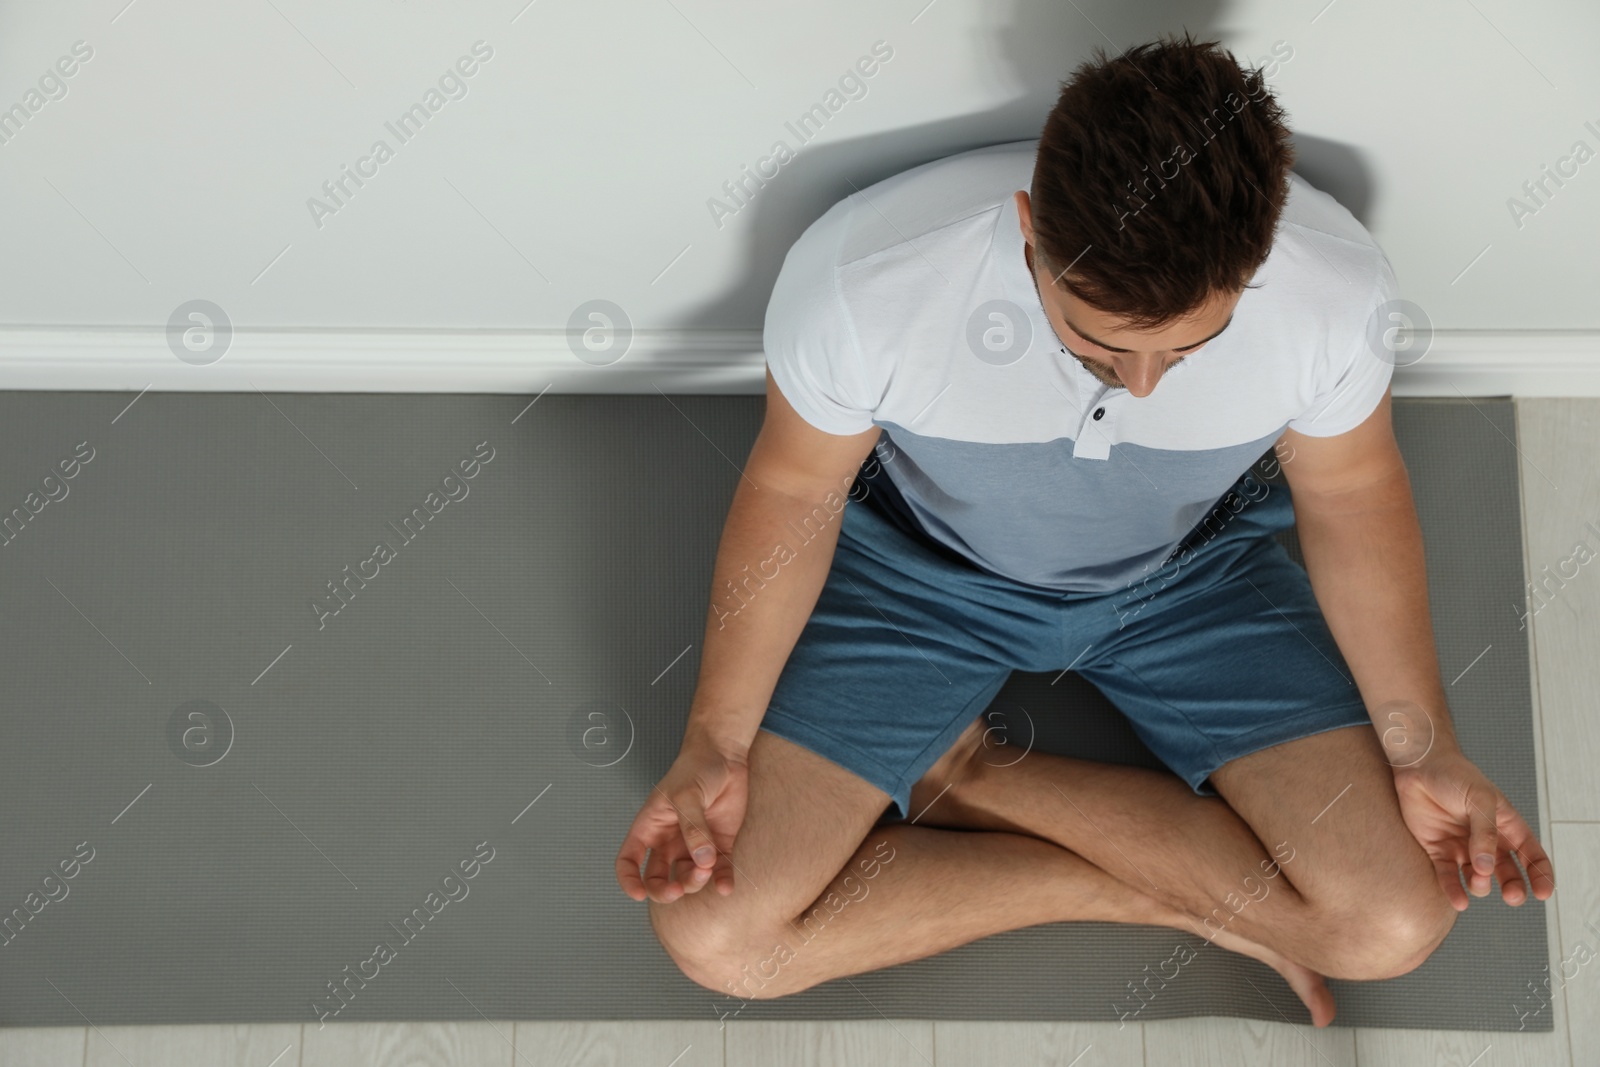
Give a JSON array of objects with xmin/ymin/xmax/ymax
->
[{"xmin": 763, "ymin": 139, "xmax": 1399, "ymax": 594}]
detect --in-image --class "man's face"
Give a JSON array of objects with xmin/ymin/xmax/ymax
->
[{"xmin": 1015, "ymin": 191, "xmax": 1242, "ymax": 399}]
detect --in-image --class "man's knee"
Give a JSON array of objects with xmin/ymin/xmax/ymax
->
[
  {"xmin": 649, "ymin": 893, "xmax": 740, "ymax": 995},
  {"xmin": 649, "ymin": 891, "xmax": 798, "ymax": 1000},
  {"xmin": 1316, "ymin": 882, "xmax": 1457, "ymax": 981}
]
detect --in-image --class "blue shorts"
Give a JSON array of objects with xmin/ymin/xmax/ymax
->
[{"xmin": 760, "ymin": 462, "xmax": 1372, "ymax": 821}]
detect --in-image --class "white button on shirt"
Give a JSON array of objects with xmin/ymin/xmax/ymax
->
[{"xmin": 1073, "ymin": 381, "xmax": 1116, "ymax": 461}]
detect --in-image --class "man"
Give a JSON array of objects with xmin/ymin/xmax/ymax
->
[{"xmin": 615, "ymin": 32, "xmax": 1554, "ymax": 1027}]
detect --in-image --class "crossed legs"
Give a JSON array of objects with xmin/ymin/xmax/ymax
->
[{"xmin": 648, "ymin": 715, "xmax": 1456, "ymax": 1025}]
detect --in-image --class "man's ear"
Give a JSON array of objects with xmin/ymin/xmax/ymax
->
[{"xmin": 1014, "ymin": 189, "xmax": 1033, "ymax": 239}]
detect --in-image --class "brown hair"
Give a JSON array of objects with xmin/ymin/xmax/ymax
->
[{"xmin": 1031, "ymin": 30, "xmax": 1295, "ymax": 331}]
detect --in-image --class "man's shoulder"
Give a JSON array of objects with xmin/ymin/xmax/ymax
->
[
  {"xmin": 782, "ymin": 140, "xmax": 1038, "ymax": 274},
  {"xmin": 1276, "ymin": 173, "xmax": 1393, "ymax": 301},
  {"xmin": 837, "ymin": 139, "xmax": 1039, "ymax": 263},
  {"xmin": 765, "ymin": 140, "xmax": 1037, "ymax": 342}
]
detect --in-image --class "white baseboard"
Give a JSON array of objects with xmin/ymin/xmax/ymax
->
[{"xmin": 1, "ymin": 326, "xmax": 1598, "ymax": 395}]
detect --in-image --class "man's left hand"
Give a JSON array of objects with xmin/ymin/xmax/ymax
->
[{"xmin": 1390, "ymin": 744, "xmax": 1556, "ymax": 911}]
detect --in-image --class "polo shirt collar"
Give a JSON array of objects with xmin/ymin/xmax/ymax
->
[{"xmin": 994, "ymin": 191, "xmax": 1042, "ymax": 316}]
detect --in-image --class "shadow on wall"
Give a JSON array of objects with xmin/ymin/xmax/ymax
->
[{"xmin": 671, "ymin": 0, "xmax": 1376, "ymax": 331}]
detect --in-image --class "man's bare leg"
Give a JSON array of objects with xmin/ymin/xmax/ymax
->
[
  {"xmin": 901, "ymin": 713, "xmax": 1455, "ymax": 983},
  {"xmin": 652, "ymin": 729, "xmax": 1269, "ymax": 1003},
  {"xmin": 647, "ymin": 725, "xmax": 1427, "ymax": 1026}
]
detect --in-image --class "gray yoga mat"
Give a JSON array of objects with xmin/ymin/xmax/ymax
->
[{"xmin": 0, "ymin": 391, "xmax": 1548, "ymax": 1032}]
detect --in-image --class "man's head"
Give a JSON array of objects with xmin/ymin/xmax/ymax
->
[{"xmin": 1019, "ymin": 30, "xmax": 1296, "ymax": 397}]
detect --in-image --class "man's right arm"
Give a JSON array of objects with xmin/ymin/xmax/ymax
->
[
  {"xmin": 614, "ymin": 370, "xmax": 882, "ymax": 903},
  {"xmin": 683, "ymin": 366, "xmax": 883, "ymax": 757}
]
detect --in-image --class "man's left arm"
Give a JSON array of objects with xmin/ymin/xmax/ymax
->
[{"xmin": 1278, "ymin": 387, "xmax": 1555, "ymax": 911}]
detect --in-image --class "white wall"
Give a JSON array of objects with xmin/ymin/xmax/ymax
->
[{"xmin": 0, "ymin": 0, "xmax": 1596, "ymax": 391}]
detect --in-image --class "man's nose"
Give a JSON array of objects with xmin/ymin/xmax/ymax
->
[{"xmin": 1116, "ymin": 356, "xmax": 1164, "ymax": 397}]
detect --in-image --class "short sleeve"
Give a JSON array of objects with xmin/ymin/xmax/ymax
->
[
  {"xmin": 1285, "ymin": 251, "xmax": 1401, "ymax": 438},
  {"xmin": 762, "ymin": 202, "xmax": 880, "ymax": 437}
]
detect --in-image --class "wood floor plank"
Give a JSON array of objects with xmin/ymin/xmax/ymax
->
[
  {"xmin": 515, "ymin": 1021, "xmax": 721, "ymax": 1066},
  {"xmin": 935, "ymin": 1020, "xmax": 1141, "ymax": 1066},
  {"xmin": 1553, "ymin": 822, "xmax": 1600, "ymax": 1067},
  {"xmin": 85, "ymin": 1024, "xmax": 298, "ymax": 1067},
  {"xmin": 725, "ymin": 1021, "xmax": 933, "ymax": 1067},
  {"xmin": 1515, "ymin": 398, "xmax": 1600, "ymax": 820},
  {"xmin": 1141, "ymin": 1017, "xmax": 1355, "ymax": 1066},
  {"xmin": 0, "ymin": 1027, "xmax": 85, "ymax": 1067},
  {"xmin": 1354, "ymin": 1026, "xmax": 1566, "ymax": 1067},
  {"xmin": 300, "ymin": 1021, "xmax": 512, "ymax": 1066}
]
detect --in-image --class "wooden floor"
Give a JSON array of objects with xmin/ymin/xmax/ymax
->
[{"xmin": 5, "ymin": 398, "xmax": 1596, "ymax": 1067}]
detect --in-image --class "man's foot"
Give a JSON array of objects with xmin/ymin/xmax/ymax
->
[{"xmin": 1199, "ymin": 924, "xmax": 1337, "ymax": 1027}]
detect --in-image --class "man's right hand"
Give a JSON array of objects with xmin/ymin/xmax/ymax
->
[{"xmin": 615, "ymin": 732, "xmax": 749, "ymax": 903}]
